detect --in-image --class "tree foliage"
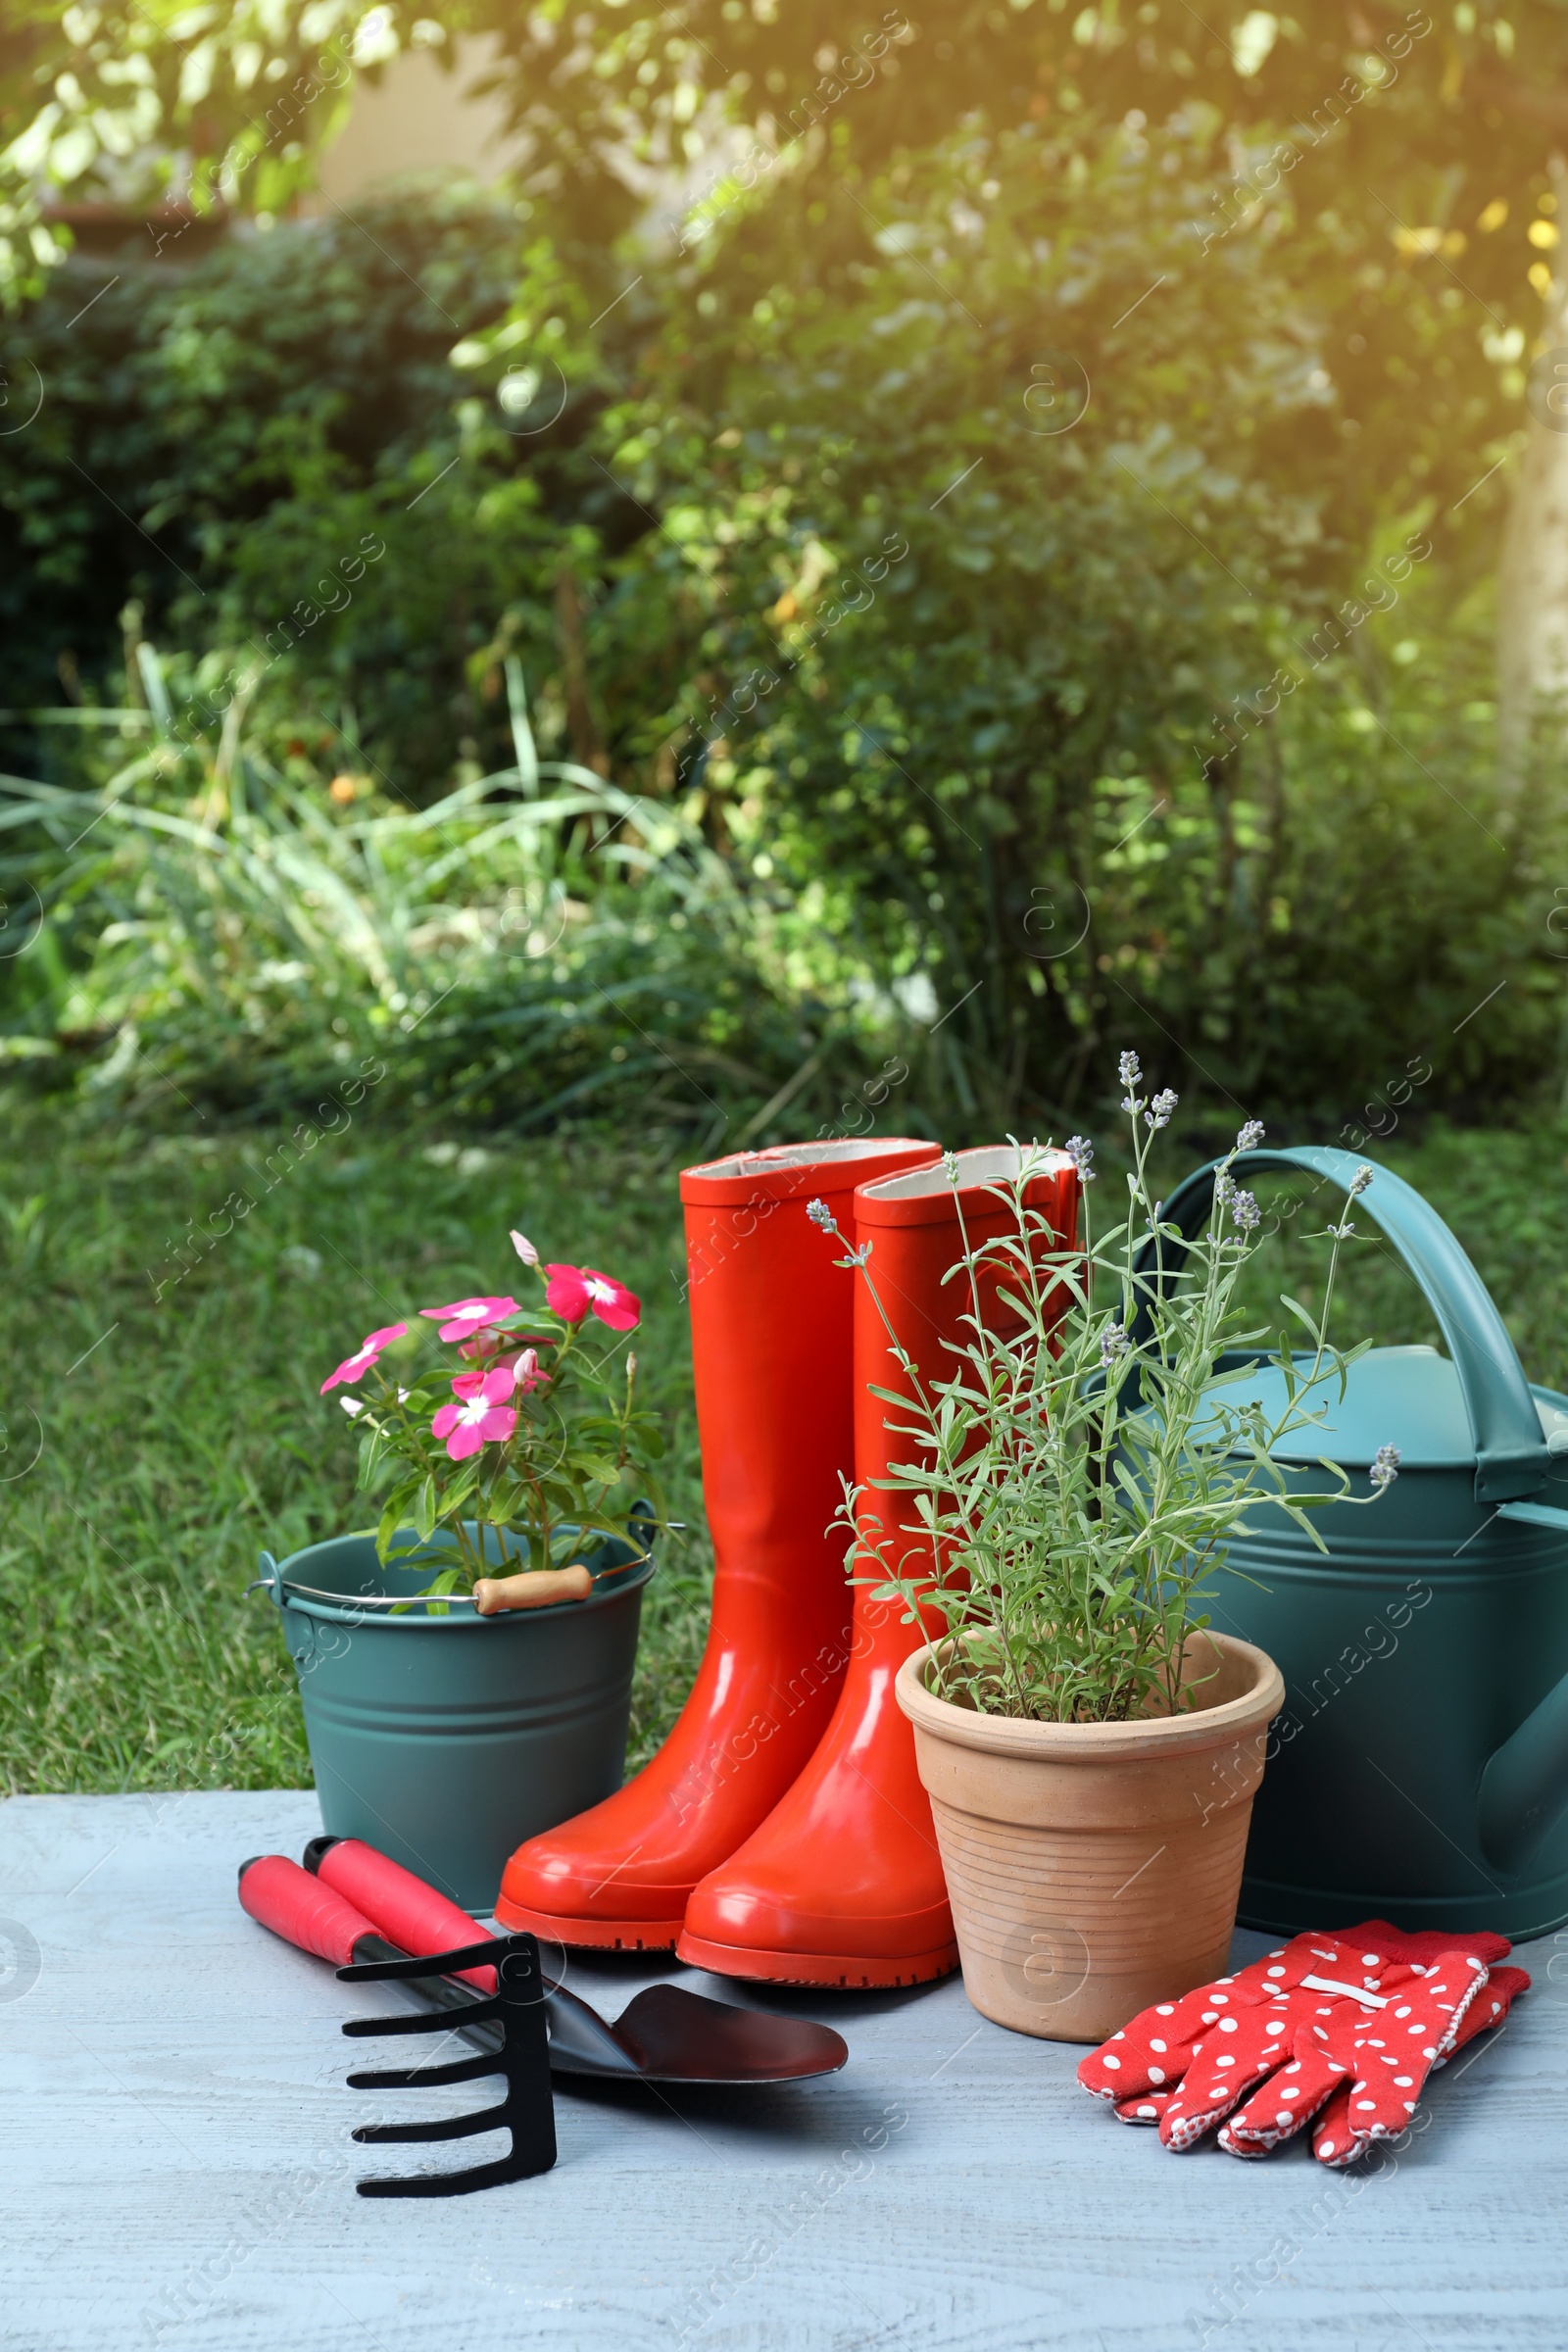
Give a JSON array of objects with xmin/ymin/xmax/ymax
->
[{"xmin": 3, "ymin": 0, "xmax": 1565, "ymax": 1130}]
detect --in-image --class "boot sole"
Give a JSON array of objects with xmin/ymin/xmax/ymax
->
[
  {"xmin": 675, "ymin": 1926, "xmax": 960, "ymax": 1989},
  {"xmin": 493, "ymin": 1895, "xmax": 686, "ymax": 1951}
]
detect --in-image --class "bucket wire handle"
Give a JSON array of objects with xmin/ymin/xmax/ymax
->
[
  {"xmin": 1129, "ymin": 1143, "xmax": 1548, "ymax": 1504},
  {"xmin": 247, "ymin": 1551, "xmax": 283, "ymax": 1608}
]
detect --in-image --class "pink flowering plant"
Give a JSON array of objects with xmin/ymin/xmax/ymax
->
[{"xmin": 320, "ymin": 1230, "xmax": 663, "ymax": 1600}]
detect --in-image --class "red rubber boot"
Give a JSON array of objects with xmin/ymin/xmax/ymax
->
[
  {"xmin": 677, "ymin": 1145, "xmax": 1079, "ymax": 1987},
  {"xmin": 495, "ymin": 1136, "xmax": 940, "ymax": 1949}
]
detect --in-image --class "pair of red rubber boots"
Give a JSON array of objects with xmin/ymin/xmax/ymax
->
[{"xmin": 495, "ymin": 1136, "xmax": 1078, "ymax": 1987}]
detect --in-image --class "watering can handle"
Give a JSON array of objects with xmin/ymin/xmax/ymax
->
[{"xmin": 1132, "ymin": 1145, "xmax": 1548, "ymax": 1504}]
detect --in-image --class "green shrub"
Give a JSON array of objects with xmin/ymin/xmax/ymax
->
[
  {"xmin": 0, "ymin": 184, "xmax": 616, "ymax": 793},
  {"xmin": 3, "ymin": 117, "xmax": 1559, "ymax": 1135},
  {"xmin": 579, "ymin": 114, "xmax": 1562, "ymax": 1124}
]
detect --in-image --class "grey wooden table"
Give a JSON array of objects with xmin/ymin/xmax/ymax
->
[{"xmin": 1, "ymin": 1789, "xmax": 1564, "ymax": 2352}]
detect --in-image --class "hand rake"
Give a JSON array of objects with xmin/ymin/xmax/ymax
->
[{"xmin": 337, "ymin": 1929, "xmax": 557, "ymax": 2198}]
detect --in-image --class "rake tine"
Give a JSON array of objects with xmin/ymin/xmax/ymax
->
[
  {"xmin": 357, "ymin": 2152, "xmax": 534, "ymax": 2200},
  {"xmin": 343, "ymin": 2001, "xmax": 499, "ymax": 2038},
  {"xmin": 346, "ymin": 2050, "xmax": 504, "ymax": 2092},
  {"xmin": 353, "ymin": 2100, "xmax": 512, "ymax": 2144},
  {"xmin": 340, "ymin": 1934, "xmax": 506, "ymax": 1981}
]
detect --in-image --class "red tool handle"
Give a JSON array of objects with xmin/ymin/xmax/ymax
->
[
  {"xmin": 311, "ymin": 1838, "xmax": 496, "ymax": 1992},
  {"xmin": 238, "ymin": 1854, "xmax": 380, "ymax": 1967}
]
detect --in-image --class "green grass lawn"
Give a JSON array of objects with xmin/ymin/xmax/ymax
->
[
  {"xmin": 3, "ymin": 1095, "xmax": 1567, "ymax": 1797},
  {"xmin": 0, "ymin": 1101, "xmax": 713, "ymax": 1794}
]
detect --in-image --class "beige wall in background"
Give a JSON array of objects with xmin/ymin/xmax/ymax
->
[{"xmin": 314, "ymin": 38, "xmax": 525, "ymax": 201}]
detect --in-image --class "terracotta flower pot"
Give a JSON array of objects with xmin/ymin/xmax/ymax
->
[{"xmin": 895, "ymin": 1630, "xmax": 1285, "ymax": 2043}]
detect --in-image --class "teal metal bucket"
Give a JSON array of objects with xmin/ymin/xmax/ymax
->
[{"xmin": 254, "ymin": 1521, "xmax": 654, "ymax": 1911}]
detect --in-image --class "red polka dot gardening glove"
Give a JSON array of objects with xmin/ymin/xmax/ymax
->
[{"xmin": 1077, "ymin": 1922, "xmax": 1529, "ymax": 2168}]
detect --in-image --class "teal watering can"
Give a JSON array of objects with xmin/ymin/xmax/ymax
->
[{"xmin": 1137, "ymin": 1145, "xmax": 1568, "ymax": 1941}]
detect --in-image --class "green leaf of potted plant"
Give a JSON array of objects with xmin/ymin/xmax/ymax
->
[{"xmin": 819, "ymin": 1061, "xmax": 1400, "ymax": 2042}]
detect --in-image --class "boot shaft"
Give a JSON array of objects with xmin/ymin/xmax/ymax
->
[
  {"xmin": 851, "ymin": 1146, "xmax": 1081, "ymax": 1589},
  {"xmin": 678, "ymin": 1139, "xmax": 941, "ymax": 1635}
]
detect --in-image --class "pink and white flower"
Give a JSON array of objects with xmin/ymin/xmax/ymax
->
[
  {"xmin": 419, "ymin": 1295, "xmax": 520, "ymax": 1345},
  {"xmin": 320, "ymin": 1322, "xmax": 408, "ymax": 1396},
  {"xmin": 458, "ymin": 1335, "xmax": 552, "ymax": 1383},
  {"xmin": 544, "ymin": 1263, "xmax": 641, "ymax": 1331},
  {"xmin": 431, "ymin": 1364, "xmax": 518, "ymax": 1461}
]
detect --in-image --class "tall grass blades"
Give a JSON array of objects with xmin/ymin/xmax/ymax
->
[{"xmin": 0, "ymin": 658, "xmax": 827, "ymax": 1134}]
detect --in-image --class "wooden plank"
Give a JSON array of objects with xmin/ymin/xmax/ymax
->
[{"xmin": 1, "ymin": 1790, "xmax": 1564, "ymax": 2350}]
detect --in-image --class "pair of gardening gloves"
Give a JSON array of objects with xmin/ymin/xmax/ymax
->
[{"xmin": 1078, "ymin": 1921, "xmax": 1530, "ymax": 2168}]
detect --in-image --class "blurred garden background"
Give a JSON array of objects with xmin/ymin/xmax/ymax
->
[{"xmin": 5, "ymin": 0, "xmax": 1568, "ymax": 1793}]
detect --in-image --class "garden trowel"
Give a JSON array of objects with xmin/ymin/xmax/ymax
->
[{"xmin": 238, "ymin": 1848, "xmax": 849, "ymax": 2085}]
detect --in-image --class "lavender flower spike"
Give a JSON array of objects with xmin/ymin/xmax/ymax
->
[
  {"xmin": 1146, "ymin": 1088, "xmax": 1178, "ymax": 1131},
  {"xmin": 1064, "ymin": 1134, "xmax": 1096, "ymax": 1183},
  {"xmin": 1236, "ymin": 1119, "xmax": 1264, "ymax": 1152},
  {"xmin": 1229, "ymin": 1188, "xmax": 1261, "ymax": 1233},
  {"xmin": 1101, "ymin": 1322, "xmax": 1130, "ymax": 1365},
  {"xmin": 1118, "ymin": 1051, "xmax": 1142, "ymax": 1089},
  {"xmin": 1348, "ymin": 1164, "xmax": 1374, "ymax": 1199},
  {"xmin": 807, "ymin": 1198, "xmax": 836, "ymax": 1232},
  {"xmin": 1370, "ymin": 1443, "xmax": 1401, "ymax": 1490}
]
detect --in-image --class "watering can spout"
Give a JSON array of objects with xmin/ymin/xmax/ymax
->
[{"xmin": 1479, "ymin": 1500, "xmax": 1568, "ymax": 1874}]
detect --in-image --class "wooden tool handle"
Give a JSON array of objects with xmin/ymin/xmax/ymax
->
[{"xmin": 472, "ymin": 1564, "xmax": 592, "ymax": 1615}]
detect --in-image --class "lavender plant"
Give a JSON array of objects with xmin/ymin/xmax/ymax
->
[{"xmin": 817, "ymin": 1058, "xmax": 1399, "ymax": 1724}]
